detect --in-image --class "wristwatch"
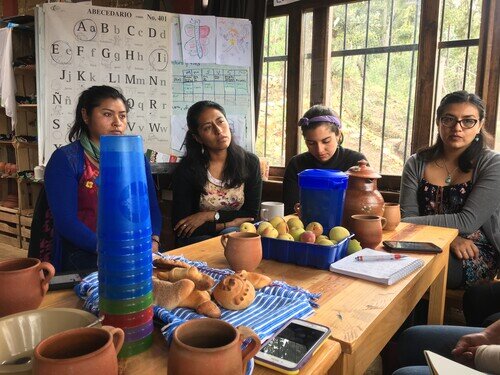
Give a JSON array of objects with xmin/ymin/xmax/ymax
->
[{"xmin": 214, "ymin": 211, "xmax": 220, "ymax": 222}]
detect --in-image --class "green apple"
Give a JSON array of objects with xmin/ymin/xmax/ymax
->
[
  {"xmin": 261, "ymin": 227, "xmax": 279, "ymax": 238},
  {"xmin": 347, "ymin": 239, "xmax": 363, "ymax": 255},
  {"xmin": 239, "ymin": 222, "xmax": 257, "ymax": 233},
  {"xmin": 269, "ymin": 216, "xmax": 286, "ymax": 228},
  {"xmin": 316, "ymin": 239, "xmax": 335, "ymax": 246},
  {"xmin": 329, "ymin": 226, "xmax": 350, "ymax": 242},
  {"xmin": 305, "ymin": 222, "xmax": 323, "ymax": 237},
  {"xmin": 289, "ymin": 227, "xmax": 305, "ymax": 242},
  {"xmin": 277, "ymin": 233, "xmax": 294, "ymax": 241},
  {"xmin": 257, "ymin": 221, "xmax": 273, "ymax": 235},
  {"xmin": 315, "ymin": 235, "xmax": 329, "ymax": 244},
  {"xmin": 287, "ymin": 217, "xmax": 304, "ymax": 230},
  {"xmin": 276, "ymin": 221, "xmax": 289, "ymax": 235}
]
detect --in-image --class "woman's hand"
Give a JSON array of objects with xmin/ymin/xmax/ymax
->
[
  {"xmin": 450, "ymin": 236, "xmax": 479, "ymax": 260},
  {"xmin": 151, "ymin": 236, "xmax": 160, "ymax": 253},
  {"xmin": 452, "ymin": 331, "xmax": 490, "ymax": 367},
  {"xmin": 175, "ymin": 212, "xmax": 214, "ymax": 238}
]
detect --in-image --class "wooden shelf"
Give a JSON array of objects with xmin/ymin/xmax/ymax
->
[
  {"xmin": 14, "ymin": 140, "xmax": 37, "ymax": 149},
  {"xmin": 0, "ymin": 140, "xmax": 14, "ymax": 145},
  {"xmin": 14, "ymin": 65, "xmax": 36, "ymax": 74},
  {"xmin": 17, "ymin": 104, "xmax": 37, "ymax": 112}
]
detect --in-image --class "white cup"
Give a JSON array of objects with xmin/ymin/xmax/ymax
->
[
  {"xmin": 260, "ymin": 202, "xmax": 284, "ymax": 221},
  {"xmin": 34, "ymin": 165, "xmax": 45, "ymax": 180}
]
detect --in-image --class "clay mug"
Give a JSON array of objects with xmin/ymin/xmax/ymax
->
[
  {"xmin": 221, "ymin": 232, "xmax": 262, "ymax": 271},
  {"xmin": 383, "ymin": 203, "xmax": 401, "ymax": 231},
  {"xmin": 0, "ymin": 258, "xmax": 55, "ymax": 317},
  {"xmin": 350, "ymin": 215, "xmax": 387, "ymax": 249},
  {"xmin": 168, "ymin": 318, "xmax": 261, "ymax": 375},
  {"xmin": 33, "ymin": 326, "xmax": 124, "ymax": 375}
]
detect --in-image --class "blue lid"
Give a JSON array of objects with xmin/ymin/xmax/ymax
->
[{"xmin": 298, "ymin": 169, "xmax": 348, "ymax": 190}]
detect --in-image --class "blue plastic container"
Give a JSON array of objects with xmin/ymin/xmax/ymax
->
[
  {"xmin": 98, "ymin": 238, "xmax": 152, "ymax": 256},
  {"xmin": 99, "ymin": 279, "xmax": 153, "ymax": 300},
  {"xmin": 98, "ymin": 135, "xmax": 152, "ymax": 242},
  {"xmin": 298, "ymin": 169, "xmax": 348, "ymax": 234},
  {"xmin": 261, "ymin": 235, "xmax": 352, "ymax": 269},
  {"xmin": 98, "ymin": 249, "xmax": 152, "ymax": 273},
  {"xmin": 99, "ymin": 265, "xmax": 152, "ymax": 286}
]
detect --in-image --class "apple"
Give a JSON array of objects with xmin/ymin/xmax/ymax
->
[
  {"xmin": 269, "ymin": 216, "xmax": 286, "ymax": 228},
  {"xmin": 277, "ymin": 233, "xmax": 294, "ymax": 241},
  {"xmin": 287, "ymin": 217, "xmax": 304, "ymax": 230},
  {"xmin": 329, "ymin": 226, "xmax": 350, "ymax": 242},
  {"xmin": 316, "ymin": 239, "xmax": 335, "ymax": 246},
  {"xmin": 305, "ymin": 222, "xmax": 323, "ymax": 237},
  {"xmin": 299, "ymin": 230, "xmax": 316, "ymax": 243},
  {"xmin": 261, "ymin": 227, "xmax": 279, "ymax": 238},
  {"xmin": 275, "ymin": 221, "xmax": 289, "ymax": 235},
  {"xmin": 257, "ymin": 221, "xmax": 273, "ymax": 235},
  {"xmin": 239, "ymin": 222, "xmax": 257, "ymax": 233},
  {"xmin": 315, "ymin": 235, "xmax": 329, "ymax": 244},
  {"xmin": 289, "ymin": 227, "xmax": 305, "ymax": 242},
  {"xmin": 347, "ymin": 239, "xmax": 363, "ymax": 255}
]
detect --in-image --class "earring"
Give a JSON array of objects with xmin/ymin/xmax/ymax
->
[
  {"xmin": 201, "ymin": 145, "xmax": 205, "ymax": 154},
  {"xmin": 474, "ymin": 134, "xmax": 480, "ymax": 142}
]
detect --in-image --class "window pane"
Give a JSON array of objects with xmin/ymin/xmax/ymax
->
[
  {"xmin": 345, "ymin": 2, "xmax": 369, "ymax": 49},
  {"xmin": 257, "ymin": 16, "xmax": 289, "ymax": 167},
  {"xmin": 441, "ymin": 0, "xmax": 479, "ymax": 42},
  {"xmin": 392, "ymin": 0, "xmax": 420, "ymax": 45},
  {"xmin": 299, "ymin": 12, "xmax": 313, "ymax": 154}
]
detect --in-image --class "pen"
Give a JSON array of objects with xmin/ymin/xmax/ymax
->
[{"xmin": 355, "ymin": 254, "xmax": 407, "ymax": 261}]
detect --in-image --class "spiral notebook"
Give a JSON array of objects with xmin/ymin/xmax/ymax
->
[
  {"xmin": 424, "ymin": 351, "xmax": 486, "ymax": 374},
  {"xmin": 329, "ymin": 248, "xmax": 424, "ymax": 285}
]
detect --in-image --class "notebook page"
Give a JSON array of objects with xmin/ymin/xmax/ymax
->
[
  {"xmin": 329, "ymin": 248, "xmax": 424, "ymax": 285},
  {"xmin": 424, "ymin": 351, "xmax": 485, "ymax": 374}
]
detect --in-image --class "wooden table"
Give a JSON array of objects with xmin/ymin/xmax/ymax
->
[{"xmin": 41, "ymin": 222, "xmax": 456, "ymax": 375}]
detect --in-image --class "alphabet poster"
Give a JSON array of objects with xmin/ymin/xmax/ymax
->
[{"xmin": 36, "ymin": 3, "xmax": 254, "ymax": 164}]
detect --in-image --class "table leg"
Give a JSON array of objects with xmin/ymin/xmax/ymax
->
[{"xmin": 427, "ymin": 254, "xmax": 448, "ymax": 324}]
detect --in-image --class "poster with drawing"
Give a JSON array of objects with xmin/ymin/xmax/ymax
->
[
  {"xmin": 36, "ymin": 4, "xmax": 254, "ymax": 163},
  {"xmin": 179, "ymin": 15, "xmax": 216, "ymax": 64},
  {"xmin": 216, "ymin": 17, "xmax": 252, "ymax": 67}
]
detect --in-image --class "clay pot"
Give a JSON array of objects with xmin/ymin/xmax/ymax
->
[
  {"xmin": 9, "ymin": 164, "xmax": 17, "ymax": 174},
  {"xmin": 350, "ymin": 215, "xmax": 387, "ymax": 249},
  {"xmin": 0, "ymin": 161, "xmax": 5, "ymax": 173},
  {"xmin": 0, "ymin": 258, "xmax": 55, "ymax": 317},
  {"xmin": 342, "ymin": 160, "xmax": 385, "ymax": 231},
  {"xmin": 33, "ymin": 326, "xmax": 124, "ymax": 375},
  {"xmin": 383, "ymin": 203, "xmax": 401, "ymax": 231},
  {"xmin": 168, "ymin": 318, "xmax": 261, "ymax": 375},
  {"xmin": 4, "ymin": 163, "xmax": 11, "ymax": 175},
  {"xmin": 221, "ymin": 232, "xmax": 262, "ymax": 272}
]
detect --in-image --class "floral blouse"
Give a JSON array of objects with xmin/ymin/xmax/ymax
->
[{"xmin": 199, "ymin": 171, "xmax": 244, "ymax": 212}]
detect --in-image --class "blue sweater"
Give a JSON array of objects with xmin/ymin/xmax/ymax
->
[{"xmin": 44, "ymin": 141, "xmax": 162, "ymax": 270}]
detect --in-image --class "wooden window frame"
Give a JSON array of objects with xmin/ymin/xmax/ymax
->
[{"xmin": 265, "ymin": 0, "xmax": 500, "ymax": 190}]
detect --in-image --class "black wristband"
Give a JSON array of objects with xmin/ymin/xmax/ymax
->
[
  {"xmin": 152, "ymin": 238, "xmax": 161, "ymax": 247},
  {"xmin": 223, "ymin": 222, "xmax": 227, "ymax": 229}
]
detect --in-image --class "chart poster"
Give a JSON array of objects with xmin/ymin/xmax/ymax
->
[{"xmin": 37, "ymin": 3, "xmax": 172, "ymax": 163}]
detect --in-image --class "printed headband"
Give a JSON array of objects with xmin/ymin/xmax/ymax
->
[{"xmin": 298, "ymin": 115, "xmax": 342, "ymax": 129}]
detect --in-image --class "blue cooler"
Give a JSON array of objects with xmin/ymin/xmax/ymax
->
[{"xmin": 298, "ymin": 169, "xmax": 348, "ymax": 234}]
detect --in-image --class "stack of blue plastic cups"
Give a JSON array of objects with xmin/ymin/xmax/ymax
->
[{"xmin": 97, "ymin": 135, "xmax": 154, "ymax": 358}]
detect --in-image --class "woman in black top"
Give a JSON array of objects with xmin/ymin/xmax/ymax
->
[
  {"xmin": 172, "ymin": 101, "xmax": 262, "ymax": 246},
  {"xmin": 283, "ymin": 105, "xmax": 366, "ymax": 214}
]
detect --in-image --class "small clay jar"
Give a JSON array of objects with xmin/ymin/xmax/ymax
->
[
  {"xmin": 0, "ymin": 258, "xmax": 55, "ymax": 317},
  {"xmin": 33, "ymin": 326, "xmax": 124, "ymax": 375},
  {"xmin": 0, "ymin": 161, "xmax": 5, "ymax": 173},
  {"xmin": 383, "ymin": 203, "xmax": 401, "ymax": 231},
  {"xmin": 9, "ymin": 164, "xmax": 17, "ymax": 175},
  {"xmin": 221, "ymin": 232, "xmax": 262, "ymax": 271},
  {"xmin": 342, "ymin": 160, "xmax": 385, "ymax": 231},
  {"xmin": 168, "ymin": 319, "xmax": 261, "ymax": 375},
  {"xmin": 350, "ymin": 215, "xmax": 387, "ymax": 249},
  {"xmin": 4, "ymin": 163, "xmax": 11, "ymax": 175}
]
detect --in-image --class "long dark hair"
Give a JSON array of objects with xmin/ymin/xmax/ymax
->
[
  {"xmin": 418, "ymin": 90, "xmax": 491, "ymax": 173},
  {"xmin": 300, "ymin": 105, "xmax": 344, "ymax": 145},
  {"xmin": 68, "ymin": 85, "xmax": 129, "ymax": 142},
  {"xmin": 180, "ymin": 100, "xmax": 247, "ymax": 193}
]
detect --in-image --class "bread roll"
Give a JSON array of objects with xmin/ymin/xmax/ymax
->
[
  {"xmin": 179, "ymin": 290, "xmax": 221, "ymax": 318},
  {"xmin": 153, "ymin": 258, "xmax": 190, "ymax": 271},
  {"xmin": 153, "ymin": 278, "xmax": 195, "ymax": 310},
  {"xmin": 213, "ymin": 274, "xmax": 255, "ymax": 310},
  {"xmin": 157, "ymin": 266, "xmax": 215, "ymax": 291},
  {"xmin": 236, "ymin": 270, "xmax": 272, "ymax": 289}
]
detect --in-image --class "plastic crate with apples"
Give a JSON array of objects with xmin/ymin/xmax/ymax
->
[{"xmin": 240, "ymin": 217, "xmax": 361, "ymax": 270}]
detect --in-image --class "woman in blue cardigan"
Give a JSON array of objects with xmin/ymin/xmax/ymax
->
[{"xmin": 43, "ymin": 85, "xmax": 162, "ymax": 272}]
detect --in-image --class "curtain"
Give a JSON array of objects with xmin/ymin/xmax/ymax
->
[{"xmin": 205, "ymin": 0, "xmax": 267, "ymax": 133}]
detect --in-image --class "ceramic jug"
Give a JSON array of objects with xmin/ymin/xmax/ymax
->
[
  {"xmin": 33, "ymin": 326, "xmax": 124, "ymax": 375},
  {"xmin": 351, "ymin": 215, "xmax": 387, "ymax": 249},
  {"xmin": 221, "ymin": 232, "xmax": 262, "ymax": 271},
  {"xmin": 342, "ymin": 160, "xmax": 385, "ymax": 231},
  {"xmin": 0, "ymin": 258, "xmax": 55, "ymax": 317},
  {"xmin": 168, "ymin": 318, "xmax": 261, "ymax": 375}
]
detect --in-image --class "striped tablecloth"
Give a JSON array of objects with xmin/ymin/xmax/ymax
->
[{"xmin": 75, "ymin": 254, "xmax": 320, "ymax": 344}]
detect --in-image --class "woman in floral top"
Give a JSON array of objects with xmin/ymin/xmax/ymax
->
[
  {"xmin": 400, "ymin": 91, "xmax": 500, "ymax": 288},
  {"xmin": 172, "ymin": 101, "xmax": 262, "ymax": 246}
]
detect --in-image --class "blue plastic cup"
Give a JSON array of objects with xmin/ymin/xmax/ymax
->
[
  {"xmin": 99, "ymin": 264, "xmax": 152, "ymax": 286},
  {"xmin": 98, "ymin": 249, "xmax": 152, "ymax": 273},
  {"xmin": 99, "ymin": 279, "xmax": 153, "ymax": 300},
  {"xmin": 98, "ymin": 135, "xmax": 152, "ymax": 242},
  {"xmin": 98, "ymin": 238, "xmax": 152, "ymax": 256},
  {"xmin": 298, "ymin": 169, "xmax": 348, "ymax": 234}
]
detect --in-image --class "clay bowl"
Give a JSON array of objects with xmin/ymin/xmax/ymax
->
[{"xmin": 0, "ymin": 308, "xmax": 101, "ymax": 375}]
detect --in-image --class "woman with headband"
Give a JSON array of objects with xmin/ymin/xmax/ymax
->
[{"xmin": 283, "ymin": 105, "xmax": 366, "ymax": 214}]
